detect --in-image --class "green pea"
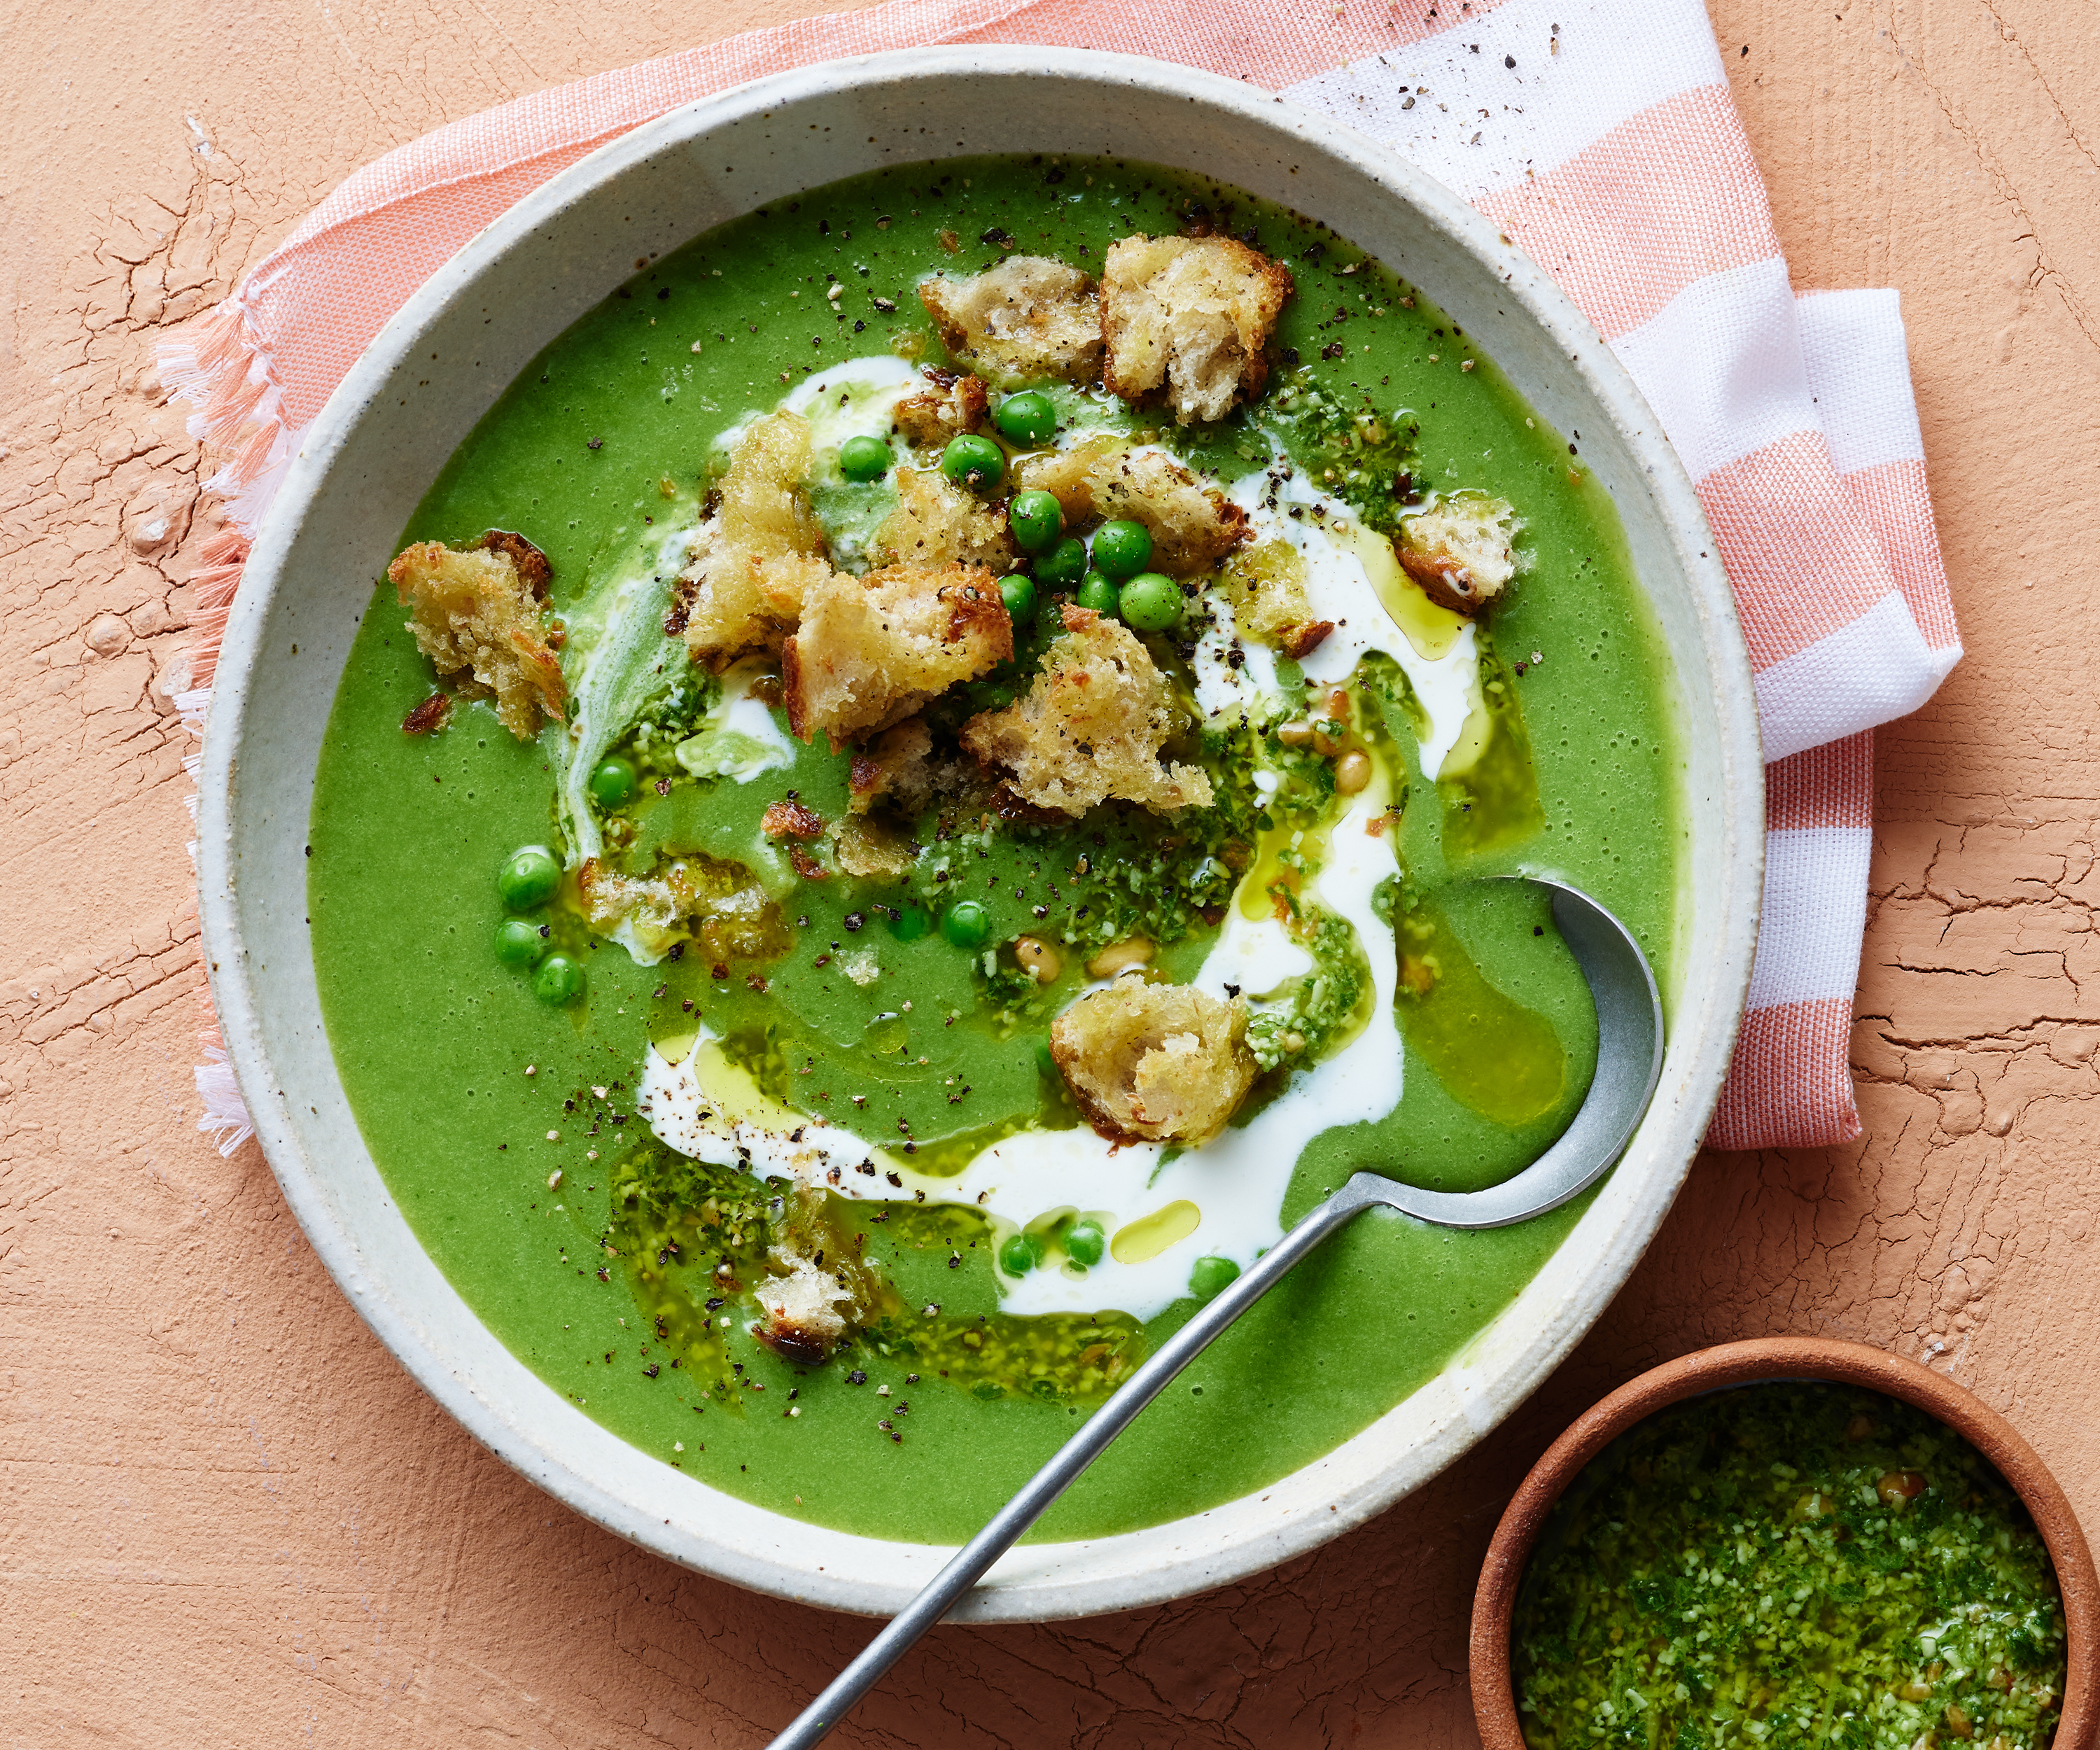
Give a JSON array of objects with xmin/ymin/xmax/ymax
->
[
  {"xmin": 889, "ymin": 902, "xmax": 932, "ymax": 942},
  {"xmin": 940, "ymin": 433, "xmax": 1005, "ymax": 493},
  {"xmin": 998, "ymin": 1233, "xmax": 1037, "ymax": 1277},
  {"xmin": 495, "ymin": 918, "xmax": 545, "ymax": 968},
  {"xmin": 941, "ymin": 899, "xmax": 992, "ymax": 950},
  {"xmin": 587, "ymin": 756, "xmax": 638, "ymax": 811},
  {"xmin": 993, "ymin": 391, "xmax": 1057, "ymax": 447},
  {"xmin": 1089, "ymin": 518, "xmax": 1153, "ymax": 580},
  {"xmin": 1118, "ymin": 572, "xmax": 1182, "ymax": 632},
  {"xmin": 1007, "ymin": 489, "xmax": 1064, "ymax": 553},
  {"xmin": 1065, "ymin": 1219, "xmax": 1106, "ymax": 1269},
  {"xmin": 1000, "ymin": 571, "xmax": 1039, "ymax": 626},
  {"xmin": 839, "ymin": 433, "xmax": 892, "ymax": 482},
  {"xmin": 1034, "ymin": 536, "xmax": 1088, "ymax": 589},
  {"xmin": 1189, "ymin": 1254, "xmax": 1241, "ymax": 1303},
  {"xmin": 497, "ymin": 846, "xmax": 561, "ymax": 910},
  {"xmin": 1075, "ymin": 570, "xmax": 1121, "ymax": 617},
  {"xmin": 533, "ymin": 953, "xmax": 586, "ymax": 1006}
]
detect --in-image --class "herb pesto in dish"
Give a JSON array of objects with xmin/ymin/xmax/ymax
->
[
  {"xmin": 307, "ymin": 154, "xmax": 1686, "ymax": 1544},
  {"xmin": 1513, "ymin": 1384, "xmax": 2068, "ymax": 1750}
]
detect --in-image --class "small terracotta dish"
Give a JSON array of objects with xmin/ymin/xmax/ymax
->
[{"xmin": 1471, "ymin": 1337, "xmax": 2099, "ymax": 1750}]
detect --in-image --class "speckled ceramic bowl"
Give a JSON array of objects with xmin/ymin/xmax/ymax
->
[
  {"xmin": 197, "ymin": 47, "xmax": 1763, "ymax": 1621},
  {"xmin": 1471, "ymin": 1337, "xmax": 2099, "ymax": 1749}
]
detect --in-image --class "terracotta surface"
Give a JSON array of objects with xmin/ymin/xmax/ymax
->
[
  {"xmin": 3, "ymin": 1, "xmax": 2095, "ymax": 1742},
  {"xmin": 1469, "ymin": 1338, "xmax": 2100, "ymax": 1749}
]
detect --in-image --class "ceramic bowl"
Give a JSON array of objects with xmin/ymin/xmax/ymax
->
[
  {"xmin": 1471, "ymin": 1337, "xmax": 2100, "ymax": 1749},
  {"xmin": 197, "ymin": 46, "xmax": 1764, "ymax": 1621}
]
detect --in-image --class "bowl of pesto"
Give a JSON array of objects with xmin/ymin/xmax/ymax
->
[
  {"xmin": 1473, "ymin": 1338, "xmax": 2098, "ymax": 1750},
  {"xmin": 197, "ymin": 48, "xmax": 1764, "ymax": 1619}
]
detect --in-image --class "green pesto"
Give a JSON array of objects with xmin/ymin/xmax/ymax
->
[
  {"xmin": 307, "ymin": 155, "xmax": 1686, "ymax": 1544},
  {"xmin": 1513, "ymin": 1384, "xmax": 2068, "ymax": 1750}
]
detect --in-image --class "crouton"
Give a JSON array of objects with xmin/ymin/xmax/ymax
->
[
  {"xmin": 783, "ymin": 564, "xmax": 1013, "ymax": 748},
  {"xmin": 832, "ymin": 814, "xmax": 918, "ymax": 879},
  {"xmin": 847, "ymin": 718, "xmax": 991, "ymax": 824},
  {"xmin": 1012, "ymin": 440, "xmax": 1246, "ymax": 575},
  {"xmin": 960, "ymin": 610, "xmax": 1212, "ymax": 815},
  {"xmin": 1100, "ymin": 234, "xmax": 1294, "ymax": 424},
  {"xmin": 578, "ymin": 854, "xmax": 788, "ymax": 962},
  {"xmin": 1218, "ymin": 539, "xmax": 1333, "ymax": 658},
  {"xmin": 1049, "ymin": 979, "xmax": 1256, "ymax": 1143},
  {"xmin": 388, "ymin": 531, "xmax": 566, "ymax": 740},
  {"xmin": 918, "ymin": 256, "xmax": 1103, "ymax": 386},
  {"xmin": 1396, "ymin": 491, "xmax": 1522, "ymax": 616},
  {"xmin": 872, "ymin": 466, "xmax": 1017, "ymax": 573},
  {"xmin": 752, "ymin": 1191, "xmax": 883, "ymax": 1366},
  {"xmin": 672, "ymin": 412, "xmax": 835, "ymax": 668},
  {"xmin": 892, "ymin": 369, "xmax": 990, "ymax": 449}
]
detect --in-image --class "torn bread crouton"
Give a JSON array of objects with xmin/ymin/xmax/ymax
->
[
  {"xmin": 960, "ymin": 608, "xmax": 1212, "ymax": 816},
  {"xmin": 752, "ymin": 1188, "xmax": 884, "ymax": 1366},
  {"xmin": 918, "ymin": 255, "xmax": 1103, "ymax": 386},
  {"xmin": 578, "ymin": 855, "xmax": 789, "ymax": 962},
  {"xmin": 783, "ymin": 564, "xmax": 1014, "ymax": 748},
  {"xmin": 1050, "ymin": 980, "xmax": 1256, "ymax": 1143},
  {"xmin": 892, "ymin": 369, "xmax": 990, "ymax": 449},
  {"xmin": 847, "ymin": 717, "xmax": 990, "ymax": 822},
  {"xmin": 872, "ymin": 466, "xmax": 1016, "ymax": 572},
  {"xmin": 1219, "ymin": 539, "xmax": 1334, "ymax": 659},
  {"xmin": 1012, "ymin": 440, "xmax": 1246, "ymax": 575},
  {"xmin": 1396, "ymin": 491, "xmax": 1522, "ymax": 616},
  {"xmin": 1100, "ymin": 234, "xmax": 1294, "ymax": 424},
  {"xmin": 388, "ymin": 531, "xmax": 565, "ymax": 740},
  {"xmin": 832, "ymin": 814, "xmax": 918, "ymax": 879},
  {"xmin": 672, "ymin": 412, "xmax": 834, "ymax": 668}
]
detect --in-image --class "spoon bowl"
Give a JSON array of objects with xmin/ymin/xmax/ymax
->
[{"xmin": 769, "ymin": 876, "xmax": 1665, "ymax": 1749}]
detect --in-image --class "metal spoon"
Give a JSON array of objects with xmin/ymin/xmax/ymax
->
[{"xmin": 768, "ymin": 876, "xmax": 1664, "ymax": 1750}]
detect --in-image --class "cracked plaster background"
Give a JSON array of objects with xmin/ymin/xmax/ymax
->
[{"xmin": 1, "ymin": 0, "xmax": 2094, "ymax": 1742}]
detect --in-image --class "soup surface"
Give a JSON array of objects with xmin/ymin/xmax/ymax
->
[{"xmin": 308, "ymin": 155, "xmax": 1685, "ymax": 1544}]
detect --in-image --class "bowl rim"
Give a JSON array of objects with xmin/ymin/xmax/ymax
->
[
  {"xmin": 1469, "ymin": 1336, "xmax": 2100, "ymax": 1749},
  {"xmin": 197, "ymin": 43, "xmax": 1767, "ymax": 1620}
]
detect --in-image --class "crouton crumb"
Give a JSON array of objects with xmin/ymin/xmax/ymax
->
[
  {"xmin": 960, "ymin": 617, "xmax": 1212, "ymax": 816},
  {"xmin": 832, "ymin": 814, "xmax": 918, "ymax": 879},
  {"xmin": 872, "ymin": 466, "xmax": 1016, "ymax": 573},
  {"xmin": 1100, "ymin": 234, "xmax": 1294, "ymax": 424},
  {"xmin": 1396, "ymin": 491, "xmax": 1522, "ymax": 615},
  {"xmin": 1049, "ymin": 980, "xmax": 1256, "ymax": 1143},
  {"xmin": 1219, "ymin": 539, "xmax": 1334, "ymax": 657},
  {"xmin": 783, "ymin": 564, "xmax": 1014, "ymax": 748},
  {"xmin": 1012, "ymin": 440, "xmax": 1246, "ymax": 575},
  {"xmin": 388, "ymin": 531, "xmax": 566, "ymax": 741},
  {"xmin": 918, "ymin": 255, "xmax": 1103, "ymax": 386},
  {"xmin": 891, "ymin": 369, "xmax": 990, "ymax": 449},
  {"xmin": 673, "ymin": 412, "xmax": 835, "ymax": 668}
]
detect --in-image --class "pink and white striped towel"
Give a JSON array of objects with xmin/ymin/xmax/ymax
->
[{"xmin": 164, "ymin": 0, "xmax": 1959, "ymax": 1155}]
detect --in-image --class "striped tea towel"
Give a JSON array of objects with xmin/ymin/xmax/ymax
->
[{"xmin": 162, "ymin": 0, "xmax": 1959, "ymax": 1155}]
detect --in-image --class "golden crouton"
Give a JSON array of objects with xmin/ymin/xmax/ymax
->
[
  {"xmin": 918, "ymin": 255, "xmax": 1103, "ymax": 386},
  {"xmin": 1396, "ymin": 491, "xmax": 1522, "ymax": 616},
  {"xmin": 847, "ymin": 718, "xmax": 934, "ymax": 816},
  {"xmin": 1012, "ymin": 440, "xmax": 1246, "ymax": 575},
  {"xmin": 892, "ymin": 369, "xmax": 990, "ymax": 449},
  {"xmin": 578, "ymin": 854, "xmax": 788, "ymax": 962},
  {"xmin": 1049, "ymin": 979, "xmax": 1256, "ymax": 1143},
  {"xmin": 752, "ymin": 1190, "xmax": 883, "ymax": 1366},
  {"xmin": 388, "ymin": 531, "xmax": 565, "ymax": 741},
  {"xmin": 783, "ymin": 564, "xmax": 1014, "ymax": 748},
  {"xmin": 960, "ymin": 609, "xmax": 1212, "ymax": 816},
  {"xmin": 671, "ymin": 412, "xmax": 834, "ymax": 668},
  {"xmin": 1100, "ymin": 234, "xmax": 1294, "ymax": 424},
  {"xmin": 871, "ymin": 466, "xmax": 1016, "ymax": 573},
  {"xmin": 831, "ymin": 814, "xmax": 918, "ymax": 879},
  {"xmin": 1218, "ymin": 539, "xmax": 1334, "ymax": 659}
]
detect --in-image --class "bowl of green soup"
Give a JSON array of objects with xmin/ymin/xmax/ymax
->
[
  {"xmin": 1474, "ymin": 1338, "xmax": 2097, "ymax": 1750},
  {"xmin": 197, "ymin": 48, "xmax": 1763, "ymax": 1618}
]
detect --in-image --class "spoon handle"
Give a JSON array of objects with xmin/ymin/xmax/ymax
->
[{"xmin": 766, "ymin": 1172, "xmax": 1396, "ymax": 1750}]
